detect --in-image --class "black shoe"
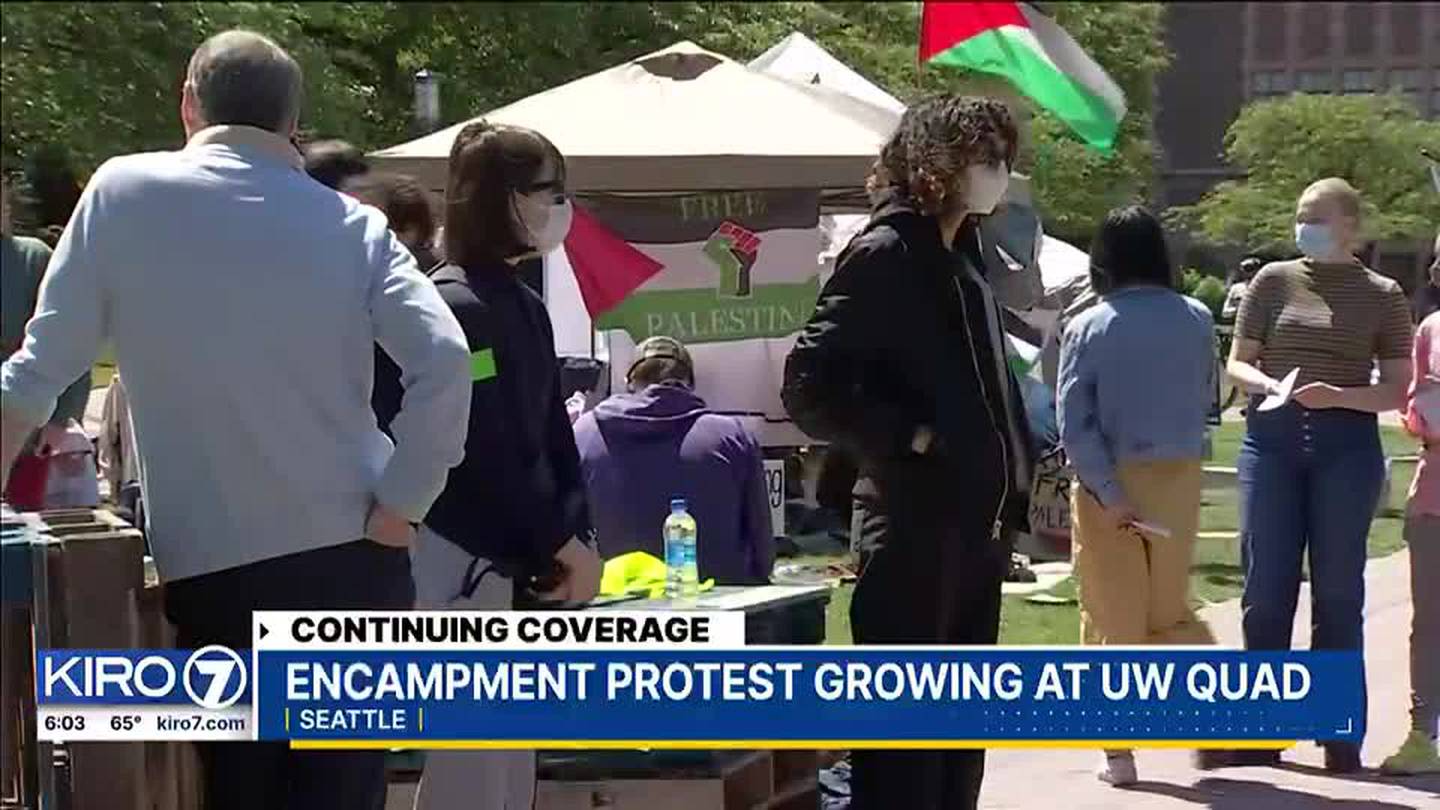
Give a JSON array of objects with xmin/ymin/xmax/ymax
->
[
  {"xmin": 1323, "ymin": 743, "xmax": 1363, "ymax": 774},
  {"xmin": 1005, "ymin": 553, "xmax": 1038, "ymax": 583}
]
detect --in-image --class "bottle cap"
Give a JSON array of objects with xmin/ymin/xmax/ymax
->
[{"xmin": 669, "ymin": 498, "xmax": 687, "ymax": 512}]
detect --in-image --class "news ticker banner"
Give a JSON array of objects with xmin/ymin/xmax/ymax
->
[{"xmin": 38, "ymin": 611, "xmax": 1364, "ymax": 748}]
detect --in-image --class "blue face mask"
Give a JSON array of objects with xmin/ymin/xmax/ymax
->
[{"xmin": 1295, "ymin": 222, "xmax": 1338, "ymax": 259}]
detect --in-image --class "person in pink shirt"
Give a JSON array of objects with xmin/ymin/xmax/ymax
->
[{"xmin": 1386, "ymin": 234, "xmax": 1440, "ymax": 775}]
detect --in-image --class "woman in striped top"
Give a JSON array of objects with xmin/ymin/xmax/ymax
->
[{"xmin": 1224, "ymin": 177, "xmax": 1413, "ymax": 773}]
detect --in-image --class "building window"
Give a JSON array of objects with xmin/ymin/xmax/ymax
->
[
  {"xmin": 1342, "ymin": 69, "xmax": 1377, "ymax": 93},
  {"xmin": 1391, "ymin": 4, "xmax": 1421, "ymax": 57},
  {"xmin": 1297, "ymin": 70, "xmax": 1334, "ymax": 93},
  {"xmin": 1299, "ymin": 4, "xmax": 1331, "ymax": 60},
  {"xmin": 1344, "ymin": 4, "xmax": 1374, "ymax": 56},
  {"xmin": 1252, "ymin": 4, "xmax": 1287, "ymax": 62},
  {"xmin": 1251, "ymin": 70, "xmax": 1293, "ymax": 97},
  {"xmin": 1390, "ymin": 68, "xmax": 1424, "ymax": 90}
]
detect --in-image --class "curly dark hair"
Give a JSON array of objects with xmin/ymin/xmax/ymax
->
[{"xmin": 867, "ymin": 95, "xmax": 1018, "ymax": 216}]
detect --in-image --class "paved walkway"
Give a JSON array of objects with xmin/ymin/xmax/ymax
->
[{"xmin": 982, "ymin": 550, "xmax": 1440, "ymax": 809}]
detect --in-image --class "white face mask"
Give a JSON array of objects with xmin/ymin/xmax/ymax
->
[
  {"xmin": 512, "ymin": 192, "xmax": 573, "ymax": 256},
  {"xmin": 963, "ymin": 163, "xmax": 1010, "ymax": 215}
]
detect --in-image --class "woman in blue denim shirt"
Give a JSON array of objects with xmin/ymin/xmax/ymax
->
[{"xmin": 1058, "ymin": 206, "xmax": 1218, "ymax": 786}]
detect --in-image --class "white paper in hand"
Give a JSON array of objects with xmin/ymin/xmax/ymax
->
[
  {"xmin": 1131, "ymin": 520, "xmax": 1172, "ymax": 539},
  {"xmin": 1257, "ymin": 368, "xmax": 1299, "ymax": 412}
]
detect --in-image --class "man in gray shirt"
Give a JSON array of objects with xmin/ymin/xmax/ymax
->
[{"xmin": 0, "ymin": 31, "xmax": 471, "ymax": 810}]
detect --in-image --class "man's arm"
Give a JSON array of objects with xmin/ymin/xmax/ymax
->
[
  {"xmin": 1, "ymin": 174, "xmax": 111, "ymax": 486},
  {"xmin": 368, "ymin": 228, "xmax": 471, "ymax": 523}
]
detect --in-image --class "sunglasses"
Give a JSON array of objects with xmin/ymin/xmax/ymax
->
[{"xmin": 521, "ymin": 178, "xmax": 567, "ymax": 203}]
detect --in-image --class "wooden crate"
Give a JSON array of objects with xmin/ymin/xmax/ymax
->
[
  {"xmin": 40, "ymin": 510, "xmax": 148, "ymax": 810},
  {"xmin": 534, "ymin": 747, "xmax": 823, "ymax": 810},
  {"xmin": 133, "ymin": 580, "xmax": 203, "ymax": 810},
  {"xmin": 0, "ymin": 509, "xmax": 157, "ymax": 810},
  {"xmin": 538, "ymin": 750, "xmax": 770, "ymax": 810}
]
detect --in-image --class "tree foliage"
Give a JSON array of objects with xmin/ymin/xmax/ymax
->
[
  {"xmin": 3, "ymin": 2, "xmax": 1169, "ymax": 240},
  {"xmin": 1172, "ymin": 93, "xmax": 1440, "ymax": 253}
]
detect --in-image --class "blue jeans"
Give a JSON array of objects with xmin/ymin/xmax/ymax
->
[{"xmin": 1238, "ymin": 401, "xmax": 1382, "ymax": 738}]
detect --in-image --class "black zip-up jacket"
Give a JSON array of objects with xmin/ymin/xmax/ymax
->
[
  {"xmin": 782, "ymin": 193, "xmax": 1032, "ymax": 532},
  {"xmin": 375, "ymin": 260, "xmax": 591, "ymax": 577}
]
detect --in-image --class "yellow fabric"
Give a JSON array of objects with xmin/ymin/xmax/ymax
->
[
  {"xmin": 600, "ymin": 551, "xmax": 715, "ymax": 599},
  {"xmin": 1072, "ymin": 458, "xmax": 1215, "ymax": 646}
]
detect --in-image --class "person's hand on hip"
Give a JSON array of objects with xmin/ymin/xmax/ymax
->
[
  {"xmin": 1100, "ymin": 499, "xmax": 1141, "ymax": 533},
  {"xmin": 365, "ymin": 501, "xmax": 417, "ymax": 548}
]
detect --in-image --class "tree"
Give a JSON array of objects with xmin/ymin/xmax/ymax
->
[
  {"xmin": 3, "ymin": 2, "xmax": 1169, "ymax": 240},
  {"xmin": 1171, "ymin": 93, "xmax": 1440, "ymax": 253}
]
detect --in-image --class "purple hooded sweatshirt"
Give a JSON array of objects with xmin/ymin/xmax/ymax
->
[{"xmin": 572, "ymin": 382, "xmax": 775, "ymax": 584}]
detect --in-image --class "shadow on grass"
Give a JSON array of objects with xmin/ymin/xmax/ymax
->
[
  {"xmin": 1276, "ymin": 763, "xmax": 1440, "ymax": 797},
  {"xmin": 1196, "ymin": 562, "xmax": 1245, "ymax": 591}
]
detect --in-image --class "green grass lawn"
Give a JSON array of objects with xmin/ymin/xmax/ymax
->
[{"xmin": 823, "ymin": 422, "xmax": 1416, "ymax": 645}]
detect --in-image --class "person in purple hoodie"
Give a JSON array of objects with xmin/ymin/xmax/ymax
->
[{"xmin": 573, "ymin": 336, "xmax": 775, "ymax": 584}]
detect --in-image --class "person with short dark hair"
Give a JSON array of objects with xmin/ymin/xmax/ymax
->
[
  {"xmin": 1057, "ymin": 205, "xmax": 1218, "ymax": 786},
  {"xmin": 344, "ymin": 172, "xmax": 442, "ymax": 437},
  {"xmin": 1222, "ymin": 255, "xmax": 1264, "ymax": 322},
  {"xmin": 573, "ymin": 335, "xmax": 774, "ymax": 584},
  {"xmin": 340, "ymin": 172, "xmax": 438, "ymax": 271},
  {"xmin": 782, "ymin": 94, "xmax": 1033, "ymax": 810},
  {"xmin": 0, "ymin": 31, "xmax": 472, "ymax": 810},
  {"xmin": 302, "ymin": 138, "xmax": 369, "ymax": 190},
  {"xmin": 373, "ymin": 120, "xmax": 601, "ymax": 810}
]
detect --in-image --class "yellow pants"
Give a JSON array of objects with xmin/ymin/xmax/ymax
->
[{"xmin": 1072, "ymin": 458, "xmax": 1215, "ymax": 646}]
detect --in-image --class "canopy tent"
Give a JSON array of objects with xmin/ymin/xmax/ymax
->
[
  {"xmin": 370, "ymin": 41, "xmax": 899, "ymax": 193},
  {"xmin": 747, "ymin": 32, "xmax": 906, "ymax": 116},
  {"xmin": 368, "ymin": 36, "xmax": 1092, "ymax": 450}
]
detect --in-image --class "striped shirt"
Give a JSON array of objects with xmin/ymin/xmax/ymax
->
[{"xmin": 1235, "ymin": 259, "xmax": 1412, "ymax": 389}]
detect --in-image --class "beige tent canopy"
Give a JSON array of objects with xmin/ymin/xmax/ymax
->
[{"xmin": 369, "ymin": 40, "xmax": 899, "ymax": 193}]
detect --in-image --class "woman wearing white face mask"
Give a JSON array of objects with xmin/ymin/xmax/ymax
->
[
  {"xmin": 783, "ymin": 95, "xmax": 1034, "ymax": 810},
  {"xmin": 1221, "ymin": 177, "xmax": 1413, "ymax": 773},
  {"xmin": 382, "ymin": 121, "xmax": 601, "ymax": 810}
]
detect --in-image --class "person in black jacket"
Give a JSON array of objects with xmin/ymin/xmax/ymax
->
[
  {"xmin": 380, "ymin": 121, "xmax": 602, "ymax": 810},
  {"xmin": 782, "ymin": 95, "xmax": 1034, "ymax": 810}
]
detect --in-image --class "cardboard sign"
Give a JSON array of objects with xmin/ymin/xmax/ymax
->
[{"xmin": 1028, "ymin": 447, "xmax": 1073, "ymax": 542}]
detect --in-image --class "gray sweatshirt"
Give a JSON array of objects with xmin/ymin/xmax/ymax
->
[{"xmin": 0, "ymin": 126, "xmax": 471, "ymax": 580}]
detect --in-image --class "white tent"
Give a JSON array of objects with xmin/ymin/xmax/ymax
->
[
  {"xmin": 747, "ymin": 32, "xmax": 906, "ymax": 116},
  {"xmin": 371, "ymin": 41, "xmax": 899, "ymax": 193}
]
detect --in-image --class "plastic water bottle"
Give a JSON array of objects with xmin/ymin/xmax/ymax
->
[{"xmin": 663, "ymin": 498, "xmax": 699, "ymax": 600}]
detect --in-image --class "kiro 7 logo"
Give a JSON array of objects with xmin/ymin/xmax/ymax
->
[
  {"xmin": 43, "ymin": 646, "xmax": 248, "ymax": 710},
  {"xmin": 182, "ymin": 646, "xmax": 248, "ymax": 709}
]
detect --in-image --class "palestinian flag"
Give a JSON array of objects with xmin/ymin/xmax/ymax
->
[
  {"xmin": 920, "ymin": 1, "xmax": 1127, "ymax": 152},
  {"xmin": 564, "ymin": 202, "xmax": 664, "ymax": 318}
]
